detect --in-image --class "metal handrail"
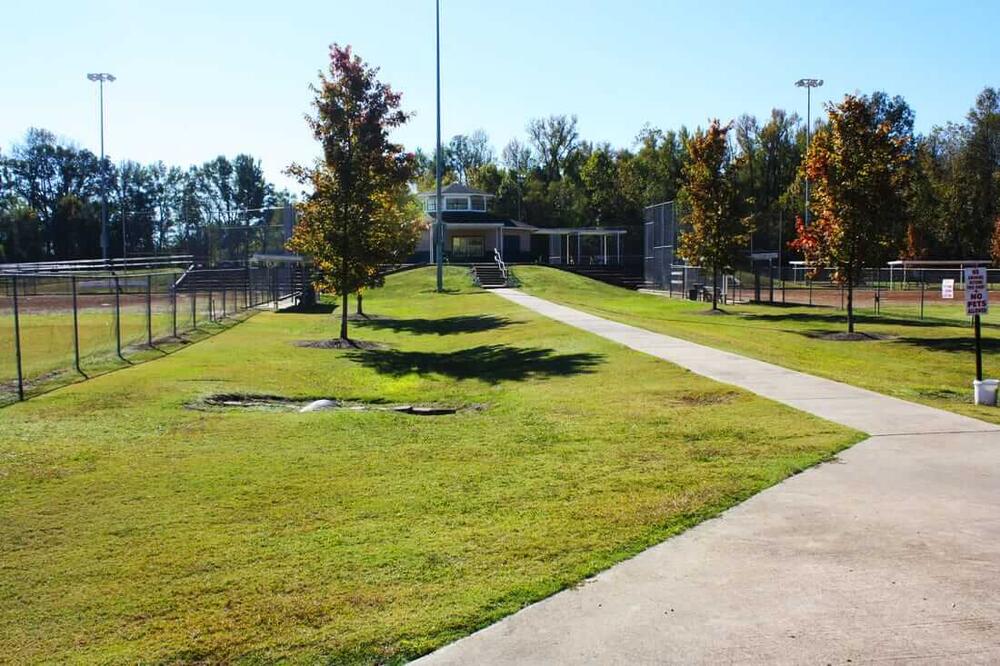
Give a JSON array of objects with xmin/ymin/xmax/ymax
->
[{"xmin": 493, "ymin": 248, "xmax": 507, "ymax": 280}]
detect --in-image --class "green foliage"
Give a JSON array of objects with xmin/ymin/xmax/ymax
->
[
  {"xmin": 678, "ymin": 119, "xmax": 750, "ymax": 308},
  {"xmin": 791, "ymin": 92, "xmax": 915, "ymax": 331},
  {"xmin": 730, "ymin": 110, "xmax": 802, "ymax": 250},
  {"xmin": 909, "ymin": 88, "xmax": 1000, "ymax": 257},
  {"xmin": 286, "ymin": 44, "xmax": 418, "ymax": 339},
  {"xmin": 0, "ymin": 127, "xmax": 286, "ymax": 261}
]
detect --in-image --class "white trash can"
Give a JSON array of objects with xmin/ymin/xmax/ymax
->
[{"xmin": 973, "ymin": 379, "xmax": 999, "ymax": 406}]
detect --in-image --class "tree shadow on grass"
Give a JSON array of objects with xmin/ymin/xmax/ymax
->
[
  {"xmin": 347, "ymin": 344, "xmax": 603, "ymax": 383},
  {"xmin": 893, "ymin": 336, "xmax": 1000, "ymax": 354},
  {"xmin": 276, "ymin": 302, "xmax": 338, "ymax": 315},
  {"xmin": 738, "ymin": 310, "xmax": 960, "ymax": 330},
  {"xmin": 355, "ymin": 315, "xmax": 517, "ymax": 336}
]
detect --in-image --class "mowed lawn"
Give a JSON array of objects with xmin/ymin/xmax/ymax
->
[
  {"xmin": 1, "ymin": 298, "xmax": 236, "ymax": 405},
  {"xmin": 0, "ymin": 267, "xmax": 858, "ymax": 664},
  {"xmin": 515, "ymin": 266, "xmax": 1000, "ymax": 424}
]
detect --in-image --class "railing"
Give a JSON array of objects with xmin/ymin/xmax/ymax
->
[
  {"xmin": 1, "ymin": 264, "xmax": 305, "ymax": 406},
  {"xmin": 493, "ymin": 248, "xmax": 507, "ymax": 281},
  {"xmin": 0, "ymin": 255, "xmax": 195, "ymax": 275}
]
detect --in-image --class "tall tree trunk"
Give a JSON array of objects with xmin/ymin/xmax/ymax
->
[
  {"xmin": 712, "ymin": 265, "xmax": 719, "ymax": 310},
  {"xmin": 846, "ymin": 270, "xmax": 855, "ymax": 333},
  {"xmin": 340, "ymin": 292, "xmax": 349, "ymax": 340},
  {"xmin": 356, "ymin": 292, "xmax": 364, "ymax": 316}
]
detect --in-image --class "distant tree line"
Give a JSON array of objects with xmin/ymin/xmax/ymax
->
[
  {"xmin": 0, "ymin": 128, "xmax": 289, "ymax": 263},
  {"xmin": 414, "ymin": 87, "xmax": 1000, "ymax": 262}
]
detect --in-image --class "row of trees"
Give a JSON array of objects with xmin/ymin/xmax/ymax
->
[
  {"xmin": 414, "ymin": 88, "xmax": 999, "ymax": 268},
  {"xmin": 0, "ymin": 128, "xmax": 289, "ymax": 262},
  {"xmin": 292, "ymin": 43, "xmax": 999, "ymax": 339},
  {"xmin": 682, "ymin": 89, "xmax": 1000, "ymax": 332}
]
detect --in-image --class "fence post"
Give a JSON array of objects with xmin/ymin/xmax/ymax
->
[
  {"xmin": 191, "ymin": 289, "xmax": 197, "ymax": 329},
  {"xmin": 171, "ymin": 282, "xmax": 178, "ymax": 338},
  {"xmin": 920, "ymin": 278, "xmax": 925, "ymax": 320},
  {"xmin": 245, "ymin": 266, "xmax": 251, "ymax": 311},
  {"xmin": 809, "ymin": 278, "xmax": 813, "ymax": 306},
  {"xmin": 12, "ymin": 275, "xmax": 24, "ymax": 401},
  {"xmin": 146, "ymin": 274, "xmax": 153, "ymax": 346},
  {"xmin": 114, "ymin": 275, "xmax": 124, "ymax": 361},
  {"xmin": 272, "ymin": 267, "xmax": 278, "ymax": 312},
  {"xmin": 222, "ymin": 287, "xmax": 227, "ymax": 319},
  {"xmin": 209, "ymin": 290, "xmax": 214, "ymax": 323},
  {"xmin": 71, "ymin": 275, "xmax": 82, "ymax": 375}
]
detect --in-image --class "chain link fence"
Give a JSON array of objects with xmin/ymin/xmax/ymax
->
[
  {"xmin": 1, "ymin": 264, "xmax": 306, "ymax": 405},
  {"xmin": 729, "ymin": 266, "xmax": 1000, "ymax": 325}
]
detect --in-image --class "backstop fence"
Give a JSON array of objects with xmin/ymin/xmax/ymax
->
[
  {"xmin": 643, "ymin": 201, "xmax": 681, "ymax": 290},
  {"xmin": 0, "ymin": 263, "xmax": 306, "ymax": 406}
]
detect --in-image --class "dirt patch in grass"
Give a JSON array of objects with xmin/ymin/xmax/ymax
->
[
  {"xmin": 294, "ymin": 338, "xmax": 389, "ymax": 350},
  {"xmin": 192, "ymin": 392, "xmax": 483, "ymax": 416},
  {"xmin": 698, "ymin": 308, "xmax": 730, "ymax": 316},
  {"xmin": 673, "ymin": 390, "xmax": 740, "ymax": 406}
]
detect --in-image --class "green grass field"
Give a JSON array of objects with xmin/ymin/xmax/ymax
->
[
  {"xmin": 0, "ymin": 267, "xmax": 859, "ymax": 663},
  {"xmin": 515, "ymin": 266, "xmax": 1000, "ymax": 423},
  {"xmin": 0, "ymin": 300, "xmax": 244, "ymax": 404}
]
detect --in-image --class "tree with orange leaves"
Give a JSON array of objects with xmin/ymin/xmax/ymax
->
[
  {"xmin": 790, "ymin": 93, "xmax": 914, "ymax": 333},
  {"xmin": 989, "ymin": 217, "xmax": 1000, "ymax": 267},
  {"xmin": 678, "ymin": 119, "xmax": 748, "ymax": 310},
  {"xmin": 286, "ymin": 45, "xmax": 419, "ymax": 341}
]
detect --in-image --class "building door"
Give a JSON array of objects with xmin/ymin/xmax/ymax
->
[{"xmin": 502, "ymin": 235, "xmax": 519, "ymax": 260}]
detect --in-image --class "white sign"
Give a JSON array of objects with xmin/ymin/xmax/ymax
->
[
  {"xmin": 964, "ymin": 267, "xmax": 989, "ymax": 316},
  {"xmin": 942, "ymin": 279, "xmax": 955, "ymax": 299}
]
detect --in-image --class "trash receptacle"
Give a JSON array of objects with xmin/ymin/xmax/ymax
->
[{"xmin": 973, "ymin": 379, "xmax": 999, "ymax": 406}]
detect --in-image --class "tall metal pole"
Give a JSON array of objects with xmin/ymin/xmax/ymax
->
[
  {"xmin": 88, "ymin": 73, "xmax": 116, "ymax": 262},
  {"xmin": 98, "ymin": 77, "xmax": 110, "ymax": 261},
  {"xmin": 795, "ymin": 78, "xmax": 823, "ymax": 227},
  {"xmin": 805, "ymin": 85, "xmax": 811, "ymax": 227},
  {"xmin": 100, "ymin": 79, "xmax": 108, "ymax": 261},
  {"xmin": 435, "ymin": 0, "xmax": 444, "ymax": 292}
]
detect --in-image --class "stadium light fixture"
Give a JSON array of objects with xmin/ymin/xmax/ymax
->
[
  {"xmin": 88, "ymin": 73, "xmax": 116, "ymax": 262},
  {"xmin": 795, "ymin": 78, "xmax": 823, "ymax": 227}
]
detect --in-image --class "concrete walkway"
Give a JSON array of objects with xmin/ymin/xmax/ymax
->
[{"xmin": 417, "ymin": 289, "xmax": 1000, "ymax": 664}]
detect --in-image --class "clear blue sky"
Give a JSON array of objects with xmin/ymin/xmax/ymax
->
[{"xmin": 3, "ymin": 0, "xmax": 997, "ymax": 192}]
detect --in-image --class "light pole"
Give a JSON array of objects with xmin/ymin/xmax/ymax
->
[
  {"xmin": 795, "ymin": 78, "xmax": 822, "ymax": 226},
  {"xmin": 515, "ymin": 172, "xmax": 525, "ymax": 222},
  {"xmin": 88, "ymin": 72, "xmax": 116, "ymax": 262},
  {"xmin": 434, "ymin": 0, "xmax": 444, "ymax": 292}
]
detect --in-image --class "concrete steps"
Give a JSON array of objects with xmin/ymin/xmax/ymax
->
[{"xmin": 472, "ymin": 264, "xmax": 508, "ymax": 289}]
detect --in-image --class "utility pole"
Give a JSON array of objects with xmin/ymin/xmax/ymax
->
[
  {"xmin": 795, "ymin": 78, "xmax": 823, "ymax": 226},
  {"xmin": 434, "ymin": 0, "xmax": 444, "ymax": 292},
  {"xmin": 88, "ymin": 73, "xmax": 116, "ymax": 262}
]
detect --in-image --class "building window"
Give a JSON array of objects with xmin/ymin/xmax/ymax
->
[
  {"xmin": 426, "ymin": 198, "xmax": 437, "ymax": 212},
  {"xmin": 446, "ymin": 197, "xmax": 468, "ymax": 211},
  {"xmin": 470, "ymin": 195, "xmax": 486, "ymax": 211},
  {"xmin": 451, "ymin": 235, "xmax": 484, "ymax": 258}
]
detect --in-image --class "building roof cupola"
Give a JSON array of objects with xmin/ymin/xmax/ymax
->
[{"xmin": 417, "ymin": 182, "xmax": 494, "ymax": 213}]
